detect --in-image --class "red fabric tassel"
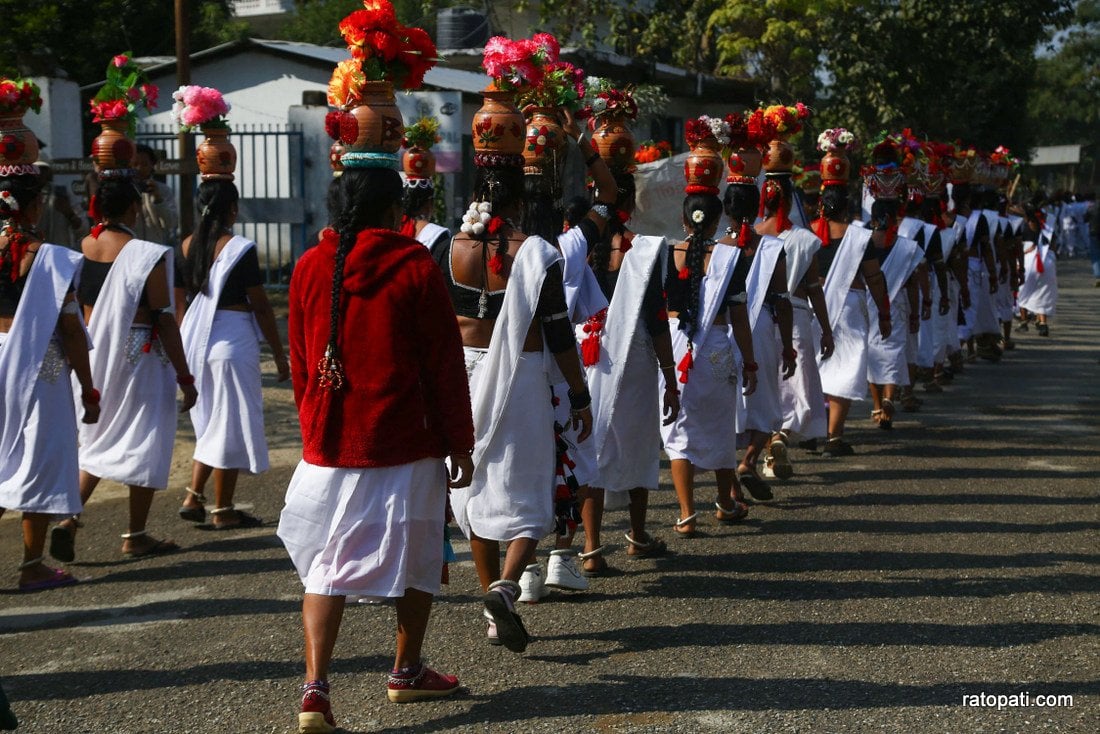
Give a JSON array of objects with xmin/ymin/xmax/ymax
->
[
  {"xmin": 90, "ymin": 223, "xmax": 106, "ymax": 239},
  {"xmin": 677, "ymin": 348, "xmax": 694, "ymax": 384},
  {"xmin": 678, "ymin": 267, "xmax": 690, "ymax": 280},
  {"xmin": 1036, "ymin": 248, "xmax": 1045, "ymax": 274},
  {"xmin": 814, "ymin": 216, "xmax": 830, "ymax": 246},
  {"xmin": 487, "ymin": 253, "xmax": 506, "ymax": 276},
  {"xmin": 87, "ymin": 193, "xmax": 100, "ymax": 223},
  {"xmin": 399, "ymin": 215, "xmax": 416, "ymax": 238},
  {"xmin": 776, "ymin": 199, "xmax": 792, "ymax": 234},
  {"xmin": 580, "ymin": 309, "xmax": 607, "ymax": 367},
  {"xmin": 738, "ymin": 221, "xmax": 752, "ymax": 247}
]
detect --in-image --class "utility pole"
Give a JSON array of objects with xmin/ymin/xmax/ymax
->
[{"xmin": 176, "ymin": 0, "xmax": 194, "ymax": 235}]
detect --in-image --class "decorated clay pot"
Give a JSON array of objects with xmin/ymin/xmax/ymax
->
[
  {"xmin": 592, "ymin": 114, "xmax": 635, "ymax": 169},
  {"xmin": 197, "ymin": 126, "xmax": 236, "ymax": 180},
  {"xmin": 865, "ymin": 169, "xmax": 907, "ymax": 201},
  {"xmin": 726, "ymin": 145, "xmax": 762, "ymax": 184},
  {"xmin": 0, "ymin": 113, "xmax": 38, "ymax": 173},
  {"xmin": 472, "ymin": 86, "xmax": 525, "ymax": 156},
  {"xmin": 402, "ymin": 146, "xmax": 436, "ymax": 179},
  {"xmin": 345, "ymin": 81, "xmax": 405, "ymax": 154},
  {"xmin": 91, "ymin": 120, "xmax": 136, "ymax": 171},
  {"xmin": 821, "ymin": 150, "xmax": 850, "ymax": 185},
  {"xmin": 522, "ymin": 106, "xmax": 567, "ymax": 172},
  {"xmin": 329, "ymin": 141, "xmax": 346, "ymax": 174},
  {"xmin": 684, "ymin": 135, "xmax": 724, "ymax": 192},
  {"xmin": 762, "ymin": 138, "xmax": 795, "ymax": 173},
  {"xmin": 949, "ymin": 156, "xmax": 975, "ymax": 184}
]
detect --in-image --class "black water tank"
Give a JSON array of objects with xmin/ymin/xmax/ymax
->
[{"xmin": 437, "ymin": 7, "xmax": 489, "ymax": 50}]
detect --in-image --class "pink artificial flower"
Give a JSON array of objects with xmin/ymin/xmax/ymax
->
[
  {"xmin": 532, "ymin": 32, "xmax": 560, "ymax": 61},
  {"xmin": 112, "ymin": 54, "xmax": 129, "ymax": 68}
]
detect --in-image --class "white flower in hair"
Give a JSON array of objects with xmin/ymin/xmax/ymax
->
[
  {"xmin": 0, "ymin": 190, "xmax": 19, "ymax": 212},
  {"xmin": 477, "ymin": 202, "xmax": 492, "ymax": 213},
  {"xmin": 460, "ymin": 223, "xmax": 473, "ymax": 234},
  {"xmin": 691, "ymin": 209, "xmax": 705, "ymax": 224},
  {"xmin": 479, "ymin": 211, "xmax": 491, "ymax": 224},
  {"xmin": 471, "ymin": 222, "xmax": 485, "ymax": 235}
]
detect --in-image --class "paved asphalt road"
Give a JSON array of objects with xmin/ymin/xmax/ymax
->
[{"xmin": 1, "ymin": 261, "xmax": 1097, "ymax": 734}]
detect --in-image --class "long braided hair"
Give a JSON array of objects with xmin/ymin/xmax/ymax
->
[
  {"xmin": 318, "ymin": 167, "xmax": 402, "ymax": 391},
  {"xmin": 400, "ymin": 181, "xmax": 434, "ymax": 237},
  {"xmin": 185, "ymin": 180, "xmax": 238, "ymax": 296},
  {"xmin": 680, "ymin": 193, "xmax": 723, "ymax": 339},
  {"xmin": 473, "ymin": 165, "xmax": 524, "ymax": 272},
  {"xmin": 522, "ymin": 172, "xmax": 563, "ymax": 244},
  {"xmin": 722, "ymin": 182, "xmax": 760, "ymax": 247},
  {"xmin": 0, "ymin": 173, "xmax": 43, "ymax": 282}
]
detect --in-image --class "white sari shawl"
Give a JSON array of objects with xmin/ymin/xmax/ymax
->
[
  {"xmin": 590, "ymin": 235, "xmax": 665, "ymax": 473},
  {"xmin": 0, "ymin": 244, "xmax": 83, "ymax": 469},
  {"xmin": 779, "ymin": 227, "xmax": 821, "ymax": 293},
  {"xmin": 745, "ymin": 236, "xmax": 784, "ymax": 330},
  {"xmin": 470, "ymin": 236, "xmax": 562, "ymax": 470},
  {"xmin": 880, "ymin": 236, "xmax": 923, "ymax": 305},
  {"xmin": 558, "ymin": 226, "xmax": 608, "ymax": 324},
  {"xmin": 78, "ymin": 238, "xmax": 171, "ymax": 450},
  {"xmin": 673, "ymin": 242, "xmax": 740, "ymax": 365},
  {"xmin": 822, "ymin": 224, "xmax": 873, "ymax": 335},
  {"xmin": 180, "ymin": 235, "xmax": 260, "ymax": 439},
  {"xmin": 415, "ymin": 222, "xmax": 450, "ymax": 256}
]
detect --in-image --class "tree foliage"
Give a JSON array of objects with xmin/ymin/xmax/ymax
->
[
  {"xmin": 1029, "ymin": 0, "xmax": 1100, "ymax": 147},
  {"xmin": 820, "ymin": 0, "xmax": 1072, "ymax": 152},
  {"xmin": 0, "ymin": 0, "xmax": 247, "ymax": 85}
]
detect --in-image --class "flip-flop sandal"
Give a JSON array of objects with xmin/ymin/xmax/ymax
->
[
  {"xmin": 123, "ymin": 538, "xmax": 181, "ymax": 558},
  {"xmin": 178, "ymin": 506, "xmax": 206, "ymax": 523},
  {"xmin": 578, "ymin": 547, "xmax": 610, "ymax": 577},
  {"xmin": 18, "ymin": 568, "xmax": 78, "ymax": 593},
  {"xmin": 624, "ymin": 532, "xmax": 667, "ymax": 558},
  {"xmin": 673, "ymin": 513, "xmax": 697, "ymax": 538},
  {"xmin": 202, "ymin": 510, "xmax": 265, "ymax": 531},
  {"xmin": 49, "ymin": 525, "xmax": 76, "ymax": 564},
  {"xmin": 715, "ymin": 501, "xmax": 749, "ymax": 524},
  {"xmin": 737, "ymin": 471, "xmax": 774, "ymax": 501}
]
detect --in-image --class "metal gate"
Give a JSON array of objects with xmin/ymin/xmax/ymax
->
[{"xmin": 137, "ymin": 124, "xmax": 306, "ymax": 287}]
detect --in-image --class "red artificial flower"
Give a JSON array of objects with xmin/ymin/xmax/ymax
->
[
  {"xmin": 487, "ymin": 216, "xmax": 505, "ymax": 235},
  {"xmin": 678, "ymin": 267, "xmax": 690, "ymax": 280},
  {"xmin": 324, "ymin": 110, "xmax": 342, "ymax": 140},
  {"xmin": 90, "ymin": 98, "xmax": 129, "ymax": 122},
  {"xmin": 487, "ymin": 252, "xmax": 506, "ymax": 276},
  {"xmin": 112, "ymin": 54, "xmax": 129, "ymax": 68},
  {"xmin": 141, "ymin": 83, "xmax": 158, "ymax": 109}
]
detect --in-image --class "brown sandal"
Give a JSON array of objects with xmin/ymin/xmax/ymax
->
[{"xmin": 624, "ymin": 532, "xmax": 667, "ymax": 558}]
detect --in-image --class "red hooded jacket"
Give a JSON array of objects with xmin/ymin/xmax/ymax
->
[{"xmin": 289, "ymin": 227, "xmax": 473, "ymax": 467}]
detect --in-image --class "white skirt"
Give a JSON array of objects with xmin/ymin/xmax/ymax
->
[
  {"xmin": 964, "ymin": 258, "xmax": 1000, "ymax": 336},
  {"xmin": 1017, "ymin": 249, "xmax": 1057, "ymax": 316},
  {"xmin": 451, "ymin": 348, "xmax": 556, "ymax": 542},
  {"xmin": 0, "ymin": 337, "xmax": 81, "ymax": 515},
  {"xmin": 78, "ymin": 326, "xmax": 176, "ymax": 490},
  {"xmin": 777, "ymin": 298, "xmax": 826, "ymax": 439},
  {"xmin": 740, "ymin": 310, "xmax": 783, "ymax": 434},
  {"xmin": 661, "ymin": 319, "xmax": 739, "ymax": 470},
  {"xmin": 944, "ymin": 277, "xmax": 961, "ymax": 356},
  {"xmin": 555, "ymin": 330, "xmax": 599, "ymax": 486},
  {"xmin": 819, "ymin": 288, "xmax": 869, "ymax": 401},
  {"xmin": 277, "ymin": 457, "xmax": 445, "ymax": 597},
  {"xmin": 916, "ymin": 278, "xmax": 938, "ymax": 368},
  {"xmin": 192, "ymin": 310, "xmax": 269, "ymax": 473},
  {"xmin": 867, "ymin": 291, "xmax": 910, "ymax": 386},
  {"xmin": 598, "ymin": 328, "xmax": 661, "ymax": 493}
]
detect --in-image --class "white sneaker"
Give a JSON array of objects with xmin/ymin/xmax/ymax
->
[
  {"xmin": 518, "ymin": 563, "xmax": 549, "ymax": 603},
  {"xmin": 762, "ymin": 456, "xmax": 777, "ymax": 479},
  {"xmin": 545, "ymin": 549, "xmax": 588, "ymax": 591}
]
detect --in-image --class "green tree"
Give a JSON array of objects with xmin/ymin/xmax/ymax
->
[
  {"xmin": 820, "ymin": 0, "xmax": 1073, "ymax": 152},
  {"xmin": 0, "ymin": 1, "xmax": 246, "ymax": 85},
  {"xmin": 1028, "ymin": 0, "xmax": 1100, "ymax": 185}
]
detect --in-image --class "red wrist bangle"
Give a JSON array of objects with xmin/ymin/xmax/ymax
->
[
  {"xmin": 82, "ymin": 388, "xmax": 101, "ymax": 405},
  {"xmin": 177, "ymin": 374, "xmax": 195, "ymax": 386},
  {"xmin": 742, "ymin": 361, "xmax": 759, "ymax": 372}
]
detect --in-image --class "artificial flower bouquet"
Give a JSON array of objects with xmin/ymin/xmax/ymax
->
[
  {"xmin": 0, "ymin": 78, "xmax": 42, "ymax": 116},
  {"xmin": 171, "ymin": 86, "xmax": 231, "ymax": 131},
  {"xmin": 634, "ymin": 140, "xmax": 672, "ymax": 164},
  {"xmin": 482, "ymin": 32, "xmax": 585, "ymax": 112},
  {"xmin": 89, "ymin": 53, "xmax": 158, "ymax": 135},
  {"xmin": 327, "ymin": 0, "xmax": 437, "ymax": 107}
]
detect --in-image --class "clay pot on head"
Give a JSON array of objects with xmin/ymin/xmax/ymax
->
[
  {"xmin": 949, "ymin": 156, "xmax": 975, "ymax": 185},
  {"xmin": 592, "ymin": 114, "xmax": 635, "ymax": 169},
  {"xmin": 821, "ymin": 150, "xmax": 850, "ymax": 185},
  {"xmin": 762, "ymin": 138, "xmax": 795, "ymax": 173},
  {"xmin": 522, "ymin": 106, "xmax": 567, "ymax": 174},
  {"xmin": 684, "ymin": 135, "xmax": 724, "ymax": 192},
  {"xmin": 91, "ymin": 120, "xmax": 136, "ymax": 171},
  {"xmin": 403, "ymin": 146, "xmax": 436, "ymax": 179},
  {"xmin": 197, "ymin": 126, "xmax": 236, "ymax": 181},
  {"xmin": 726, "ymin": 146, "xmax": 762, "ymax": 185},
  {"xmin": 0, "ymin": 113, "xmax": 39, "ymax": 174},
  {"xmin": 345, "ymin": 81, "xmax": 405, "ymax": 154},
  {"xmin": 472, "ymin": 86, "xmax": 525, "ymax": 157}
]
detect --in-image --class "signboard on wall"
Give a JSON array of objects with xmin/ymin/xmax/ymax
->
[{"xmin": 394, "ymin": 91, "xmax": 463, "ymax": 173}]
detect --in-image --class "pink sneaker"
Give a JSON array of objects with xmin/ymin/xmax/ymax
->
[
  {"xmin": 298, "ymin": 680, "xmax": 335, "ymax": 733},
  {"xmin": 387, "ymin": 664, "xmax": 461, "ymax": 703}
]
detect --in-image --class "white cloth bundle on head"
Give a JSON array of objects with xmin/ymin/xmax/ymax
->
[{"xmin": 78, "ymin": 238, "xmax": 177, "ymax": 490}]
